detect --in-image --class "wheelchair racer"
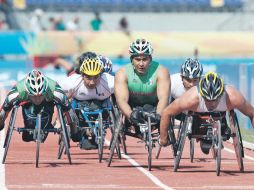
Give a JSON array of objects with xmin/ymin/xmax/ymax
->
[
  {"xmin": 114, "ymin": 38, "xmax": 170, "ymax": 139},
  {"xmin": 60, "ymin": 53, "xmax": 114, "ymax": 150},
  {"xmin": 160, "ymin": 71, "xmax": 254, "ymax": 154},
  {"xmin": 0, "ymin": 70, "xmax": 79, "ymax": 142}
]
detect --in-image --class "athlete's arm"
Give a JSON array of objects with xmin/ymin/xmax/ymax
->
[
  {"xmin": 0, "ymin": 86, "xmax": 20, "ymax": 128},
  {"xmin": 156, "ymin": 66, "xmax": 170, "ymax": 114},
  {"xmin": 226, "ymin": 86, "xmax": 254, "ymax": 127},
  {"xmin": 160, "ymin": 87, "xmax": 199, "ymax": 146},
  {"xmin": 114, "ymin": 67, "xmax": 132, "ymax": 119}
]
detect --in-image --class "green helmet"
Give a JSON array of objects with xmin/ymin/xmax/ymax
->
[
  {"xmin": 25, "ymin": 70, "xmax": 48, "ymax": 96},
  {"xmin": 129, "ymin": 39, "xmax": 153, "ymax": 56}
]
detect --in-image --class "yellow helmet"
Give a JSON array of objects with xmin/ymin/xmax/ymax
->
[
  {"xmin": 79, "ymin": 56, "xmax": 103, "ymax": 76},
  {"xmin": 199, "ymin": 71, "xmax": 224, "ymax": 101}
]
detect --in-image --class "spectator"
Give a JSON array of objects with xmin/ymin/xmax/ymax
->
[
  {"xmin": 0, "ymin": 0, "xmax": 20, "ymax": 30},
  {"xmin": 0, "ymin": 17, "xmax": 8, "ymax": 30},
  {"xmin": 55, "ymin": 17, "xmax": 66, "ymax": 31},
  {"xmin": 194, "ymin": 47, "xmax": 199, "ymax": 59},
  {"xmin": 90, "ymin": 12, "xmax": 102, "ymax": 31},
  {"xmin": 66, "ymin": 16, "xmax": 80, "ymax": 31},
  {"xmin": 29, "ymin": 9, "xmax": 44, "ymax": 33},
  {"xmin": 48, "ymin": 17, "xmax": 56, "ymax": 30},
  {"xmin": 119, "ymin": 16, "xmax": 131, "ymax": 37}
]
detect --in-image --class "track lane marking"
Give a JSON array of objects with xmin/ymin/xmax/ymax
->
[
  {"xmin": 105, "ymin": 139, "xmax": 174, "ymax": 190},
  {"xmin": 0, "ymin": 85, "xmax": 7, "ymax": 190}
]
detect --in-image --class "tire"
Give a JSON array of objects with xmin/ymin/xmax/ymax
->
[
  {"xmin": 215, "ymin": 120, "xmax": 222, "ymax": 176},
  {"xmin": 155, "ymin": 145, "xmax": 161, "ymax": 159},
  {"xmin": 190, "ymin": 138, "xmax": 194, "ymax": 163},
  {"xmin": 109, "ymin": 111, "xmax": 121, "ymax": 159},
  {"xmin": 2, "ymin": 107, "xmax": 18, "ymax": 164},
  {"xmin": 57, "ymin": 134, "xmax": 64, "ymax": 159},
  {"xmin": 57, "ymin": 105, "xmax": 71, "ymax": 164},
  {"xmin": 231, "ymin": 111, "xmax": 244, "ymax": 172},
  {"xmin": 35, "ymin": 113, "xmax": 42, "ymax": 168},
  {"xmin": 98, "ymin": 112, "xmax": 104, "ymax": 163},
  {"xmin": 173, "ymin": 116, "xmax": 190, "ymax": 172},
  {"xmin": 147, "ymin": 117, "xmax": 152, "ymax": 171},
  {"xmin": 107, "ymin": 116, "xmax": 122, "ymax": 167}
]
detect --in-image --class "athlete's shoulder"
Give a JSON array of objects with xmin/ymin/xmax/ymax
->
[
  {"xmin": 171, "ymin": 73, "xmax": 181, "ymax": 81},
  {"xmin": 102, "ymin": 72, "xmax": 114, "ymax": 81}
]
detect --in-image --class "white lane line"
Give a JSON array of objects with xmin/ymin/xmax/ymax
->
[
  {"xmin": 174, "ymin": 186, "xmax": 254, "ymax": 189},
  {"xmin": 8, "ymin": 184, "xmax": 161, "ymax": 189},
  {"xmin": 224, "ymin": 147, "xmax": 254, "ymax": 161},
  {"xmin": 7, "ymin": 184, "xmax": 254, "ymax": 189},
  {"xmin": 0, "ymin": 85, "xmax": 7, "ymax": 190},
  {"xmin": 105, "ymin": 139, "xmax": 174, "ymax": 190}
]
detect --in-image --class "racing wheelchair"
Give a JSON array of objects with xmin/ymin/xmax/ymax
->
[
  {"xmin": 58, "ymin": 97, "xmax": 120, "ymax": 163},
  {"xmin": 108, "ymin": 105, "xmax": 161, "ymax": 171},
  {"xmin": 2, "ymin": 102, "xmax": 71, "ymax": 168},
  {"xmin": 173, "ymin": 110, "xmax": 244, "ymax": 176}
]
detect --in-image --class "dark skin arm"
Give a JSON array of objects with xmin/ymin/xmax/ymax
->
[
  {"xmin": 114, "ymin": 67, "xmax": 132, "ymax": 119},
  {"xmin": 156, "ymin": 66, "xmax": 170, "ymax": 115}
]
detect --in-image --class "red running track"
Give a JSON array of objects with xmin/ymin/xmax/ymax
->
[{"xmin": 1, "ymin": 111, "xmax": 254, "ymax": 190}]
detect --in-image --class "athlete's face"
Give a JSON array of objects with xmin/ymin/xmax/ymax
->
[
  {"xmin": 204, "ymin": 98, "xmax": 221, "ymax": 111},
  {"xmin": 182, "ymin": 76, "xmax": 200, "ymax": 90},
  {"xmin": 132, "ymin": 55, "xmax": 151, "ymax": 75},
  {"xmin": 83, "ymin": 74, "xmax": 100, "ymax": 89},
  {"xmin": 29, "ymin": 95, "xmax": 45, "ymax": 105}
]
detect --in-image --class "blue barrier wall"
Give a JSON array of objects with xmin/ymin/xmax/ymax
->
[{"xmin": 0, "ymin": 32, "xmax": 33, "ymax": 55}]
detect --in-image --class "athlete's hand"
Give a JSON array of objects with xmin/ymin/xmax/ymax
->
[
  {"xmin": 130, "ymin": 108, "xmax": 143, "ymax": 126},
  {"xmin": 159, "ymin": 136, "xmax": 169, "ymax": 147},
  {"xmin": 150, "ymin": 113, "xmax": 161, "ymax": 124}
]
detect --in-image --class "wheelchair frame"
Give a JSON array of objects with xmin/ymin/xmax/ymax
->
[
  {"xmin": 2, "ymin": 103, "xmax": 71, "ymax": 168},
  {"xmin": 59, "ymin": 98, "xmax": 119, "ymax": 163},
  {"xmin": 108, "ymin": 111, "xmax": 160, "ymax": 171},
  {"xmin": 174, "ymin": 110, "xmax": 244, "ymax": 176}
]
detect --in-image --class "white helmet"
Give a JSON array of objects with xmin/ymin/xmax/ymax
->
[
  {"xmin": 25, "ymin": 70, "xmax": 48, "ymax": 96},
  {"xmin": 129, "ymin": 39, "xmax": 153, "ymax": 56},
  {"xmin": 181, "ymin": 58, "xmax": 203, "ymax": 79}
]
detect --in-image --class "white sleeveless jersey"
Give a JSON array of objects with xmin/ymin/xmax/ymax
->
[
  {"xmin": 196, "ymin": 90, "xmax": 228, "ymax": 112},
  {"xmin": 170, "ymin": 73, "xmax": 186, "ymax": 100},
  {"xmin": 60, "ymin": 73, "xmax": 114, "ymax": 101}
]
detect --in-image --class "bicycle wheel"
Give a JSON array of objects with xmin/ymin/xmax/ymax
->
[
  {"xmin": 190, "ymin": 138, "xmax": 195, "ymax": 163},
  {"xmin": 98, "ymin": 112, "xmax": 104, "ymax": 163},
  {"xmin": 173, "ymin": 116, "xmax": 190, "ymax": 172},
  {"xmin": 57, "ymin": 105, "xmax": 71, "ymax": 164},
  {"xmin": 35, "ymin": 113, "xmax": 42, "ymax": 168},
  {"xmin": 2, "ymin": 107, "xmax": 18, "ymax": 164},
  {"xmin": 231, "ymin": 111, "xmax": 244, "ymax": 172},
  {"xmin": 147, "ymin": 117, "xmax": 152, "ymax": 171},
  {"xmin": 215, "ymin": 120, "xmax": 222, "ymax": 176}
]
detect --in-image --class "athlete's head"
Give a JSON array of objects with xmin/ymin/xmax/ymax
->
[
  {"xmin": 129, "ymin": 39, "xmax": 153, "ymax": 75},
  {"xmin": 199, "ymin": 71, "xmax": 224, "ymax": 111},
  {"xmin": 181, "ymin": 58, "xmax": 203, "ymax": 89},
  {"xmin": 79, "ymin": 55, "xmax": 103, "ymax": 89},
  {"xmin": 98, "ymin": 55, "xmax": 113, "ymax": 74},
  {"xmin": 25, "ymin": 70, "xmax": 48, "ymax": 105},
  {"xmin": 76, "ymin": 51, "xmax": 97, "ymax": 74}
]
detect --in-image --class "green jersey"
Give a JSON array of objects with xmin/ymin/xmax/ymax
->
[
  {"xmin": 125, "ymin": 61, "xmax": 160, "ymax": 107},
  {"xmin": 2, "ymin": 77, "xmax": 70, "ymax": 111}
]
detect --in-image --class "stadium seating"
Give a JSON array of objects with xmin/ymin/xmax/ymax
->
[{"xmin": 24, "ymin": 0, "xmax": 243, "ymax": 12}]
